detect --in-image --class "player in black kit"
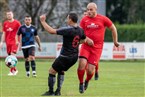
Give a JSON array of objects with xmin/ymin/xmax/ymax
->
[
  {"xmin": 17, "ymin": 16, "xmax": 41, "ymax": 77},
  {"xmin": 40, "ymin": 12, "xmax": 87, "ymax": 96}
]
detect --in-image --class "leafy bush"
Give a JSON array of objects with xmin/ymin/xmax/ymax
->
[{"xmin": 105, "ymin": 24, "xmax": 145, "ymax": 42}]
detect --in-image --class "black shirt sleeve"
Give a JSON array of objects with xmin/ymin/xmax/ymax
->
[
  {"xmin": 34, "ymin": 28, "xmax": 38, "ymax": 36},
  {"xmin": 56, "ymin": 27, "xmax": 71, "ymax": 36},
  {"xmin": 80, "ymin": 29, "xmax": 86, "ymax": 40},
  {"xmin": 17, "ymin": 27, "xmax": 22, "ymax": 36}
]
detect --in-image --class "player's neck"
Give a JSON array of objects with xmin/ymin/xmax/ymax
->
[
  {"xmin": 92, "ymin": 13, "xmax": 97, "ymax": 18},
  {"xmin": 25, "ymin": 24, "xmax": 31, "ymax": 28},
  {"xmin": 69, "ymin": 23, "xmax": 77, "ymax": 27},
  {"xmin": 8, "ymin": 19, "xmax": 14, "ymax": 22}
]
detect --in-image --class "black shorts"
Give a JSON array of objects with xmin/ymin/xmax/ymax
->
[
  {"xmin": 52, "ymin": 55, "xmax": 78, "ymax": 73},
  {"xmin": 22, "ymin": 47, "xmax": 35, "ymax": 58}
]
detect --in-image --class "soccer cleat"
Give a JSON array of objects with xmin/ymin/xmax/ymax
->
[
  {"xmin": 94, "ymin": 72, "xmax": 99, "ymax": 80},
  {"xmin": 26, "ymin": 73, "xmax": 30, "ymax": 77},
  {"xmin": 32, "ymin": 73, "xmax": 37, "ymax": 77},
  {"xmin": 79, "ymin": 83, "xmax": 84, "ymax": 94},
  {"xmin": 55, "ymin": 89, "xmax": 61, "ymax": 96},
  {"xmin": 8, "ymin": 72, "xmax": 14, "ymax": 76},
  {"xmin": 84, "ymin": 80, "xmax": 89, "ymax": 90},
  {"xmin": 41, "ymin": 91, "xmax": 55, "ymax": 96},
  {"xmin": 13, "ymin": 70, "xmax": 18, "ymax": 75}
]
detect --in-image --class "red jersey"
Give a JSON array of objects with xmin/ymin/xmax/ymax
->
[
  {"xmin": 3, "ymin": 19, "xmax": 21, "ymax": 44},
  {"xmin": 80, "ymin": 14, "xmax": 112, "ymax": 48}
]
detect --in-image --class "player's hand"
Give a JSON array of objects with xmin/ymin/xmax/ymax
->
[
  {"xmin": 18, "ymin": 44, "xmax": 22, "ymax": 51},
  {"xmin": 38, "ymin": 47, "xmax": 42, "ymax": 52},
  {"xmin": 16, "ymin": 41, "xmax": 19, "ymax": 46},
  {"xmin": 0, "ymin": 42, "xmax": 3, "ymax": 50},
  {"xmin": 114, "ymin": 42, "xmax": 120, "ymax": 47},
  {"xmin": 86, "ymin": 37, "xmax": 94, "ymax": 46},
  {"xmin": 40, "ymin": 14, "xmax": 46, "ymax": 22}
]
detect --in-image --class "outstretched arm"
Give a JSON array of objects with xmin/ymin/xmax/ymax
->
[
  {"xmin": 108, "ymin": 24, "xmax": 119, "ymax": 47},
  {"xmin": 40, "ymin": 14, "xmax": 57, "ymax": 34},
  {"xmin": 0, "ymin": 32, "xmax": 5, "ymax": 49}
]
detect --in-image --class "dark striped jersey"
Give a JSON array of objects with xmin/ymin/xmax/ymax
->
[
  {"xmin": 56, "ymin": 26, "xmax": 86, "ymax": 57},
  {"xmin": 17, "ymin": 24, "xmax": 38, "ymax": 49}
]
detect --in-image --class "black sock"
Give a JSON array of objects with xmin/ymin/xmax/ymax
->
[
  {"xmin": 48, "ymin": 74, "xmax": 56, "ymax": 92},
  {"xmin": 57, "ymin": 72, "xmax": 64, "ymax": 91},
  {"xmin": 25, "ymin": 61, "xmax": 30, "ymax": 72},
  {"xmin": 31, "ymin": 60, "xmax": 36, "ymax": 72}
]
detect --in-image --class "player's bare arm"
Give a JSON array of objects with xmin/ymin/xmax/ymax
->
[
  {"xmin": 40, "ymin": 14, "xmax": 57, "ymax": 34},
  {"xmin": 35, "ymin": 35, "xmax": 41, "ymax": 51},
  {"xmin": 80, "ymin": 37, "xmax": 94, "ymax": 46},
  {"xmin": 15, "ymin": 35, "xmax": 19, "ymax": 45},
  {"xmin": 0, "ymin": 32, "xmax": 5, "ymax": 49},
  {"xmin": 108, "ymin": 24, "xmax": 119, "ymax": 47}
]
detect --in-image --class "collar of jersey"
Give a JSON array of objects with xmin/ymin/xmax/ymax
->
[{"xmin": 25, "ymin": 24, "xmax": 31, "ymax": 28}]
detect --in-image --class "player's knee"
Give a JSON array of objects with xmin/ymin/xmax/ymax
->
[
  {"xmin": 49, "ymin": 67, "xmax": 57, "ymax": 75},
  {"xmin": 28, "ymin": 56, "xmax": 35, "ymax": 61},
  {"xmin": 58, "ymin": 71, "xmax": 64, "ymax": 75},
  {"xmin": 87, "ymin": 69, "xmax": 93, "ymax": 75},
  {"xmin": 25, "ymin": 58, "xmax": 29, "ymax": 61},
  {"xmin": 78, "ymin": 61, "xmax": 86, "ymax": 70}
]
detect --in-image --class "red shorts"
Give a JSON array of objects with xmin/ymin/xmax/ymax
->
[
  {"xmin": 6, "ymin": 44, "xmax": 18, "ymax": 55},
  {"xmin": 79, "ymin": 44, "xmax": 103, "ymax": 66}
]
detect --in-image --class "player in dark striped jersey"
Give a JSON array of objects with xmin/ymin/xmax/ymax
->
[
  {"xmin": 40, "ymin": 12, "xmax": 93, "ymax": 96},
  {"xmin": 17, "ymin": 16, "xmax": 41, "ymax": 77}
]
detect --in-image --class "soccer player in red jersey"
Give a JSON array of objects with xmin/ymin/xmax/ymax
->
[
  {"xmin": 83, "ymin": 9, "xmax": 99, "ymax": 80},
  {"xmin": 0, "ymin": 10, "xmax": 21, "ymax": 76},
  {"xmin": 77, "ymin": 2, "xmax": 119, "ymax": 93}
]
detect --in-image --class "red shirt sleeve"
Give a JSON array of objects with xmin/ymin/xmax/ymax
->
[
  {"xmin": 2, "ymin": 21, "xmax": 6, "ymax": 33},
  {"xmin": 104, "ymin": 16, "xmax": 113, "ymax": 28}
]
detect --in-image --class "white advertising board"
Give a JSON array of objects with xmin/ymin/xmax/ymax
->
[
  {"xmin": 0, "ymin": 42, "xmax": 145, "ymax": 60},
  {"xmin": 125, "ymin": 43, "xmax": 144, "ymax": 59}
]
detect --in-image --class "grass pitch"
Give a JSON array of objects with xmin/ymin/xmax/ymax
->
[{"xmin": 0, "ymin": 59, "xmax": 144, "ymax": 97}]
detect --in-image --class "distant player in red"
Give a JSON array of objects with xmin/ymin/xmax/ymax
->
[
  {"xmin": 0, "ymin": 10, "xmax": 21, "ymax": 76},
  {"xmin": 77, "ymin": 2, "xmax": 119, "ymax": 93},
  {"xmin": 83, "ymin": 10, "xmax": 99, "ymax": 80}
]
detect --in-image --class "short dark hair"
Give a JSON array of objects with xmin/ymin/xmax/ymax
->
[
  {"xmin": 6, "ymin": 9, "xmax": 13, "ymax": 13},
  {"xmin": 25, "ymin": 16, "xmax": 31, "ymax": 18},
  {"xmin": 68, "ymin": 12, "xmax": 78, "ymax": 23}
]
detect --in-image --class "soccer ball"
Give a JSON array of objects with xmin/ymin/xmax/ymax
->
[{"xmin": 5, "ymin": 55, "xmax": 18, "ymax": 68}]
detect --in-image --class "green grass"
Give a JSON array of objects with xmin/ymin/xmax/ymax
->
[{"xmin": 0, "ymin": 60, "xmax": 144, "ymax": 97}]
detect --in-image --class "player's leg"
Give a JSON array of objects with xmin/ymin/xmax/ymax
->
[
  {"xmin": 42, "ymin": 67, "xmax": 57, "ymax": 96},
  {"xmin": 6, "ymin": 44, "xmax": 13, "ymax": 75},
  {"xmin": 55, "ymin": 71, "xmax": 64, "ymax": 96},
  {"xmin": 77, "ymin": 45, "xmax": 90, "ymax": 93},
  {"xmin": 84, "ymin": 63, "xmax": 95, "ymax": 90},
  {"xmin": 94, "ymin": 63, "xmax": 99, "ymax": 80},
  {"xmin": 28, "ymin": 47, "xmax": 36, "ymax": 77},
  {"xmin": 77, "ymin": 58, "xmax": 87, "ymax": 93},
  {"xmin": 7, "ymin": 44, "xmax": 18, "ymax": 75},
  {"xmin": 54, "ymin": 55, "xmax": 77, "ymax": 95},
  {"xmin": 11, "ymin": 44, "xmax": 19, "ymax": 75},
  {"xmin": 84, "ymin": 48, "xmax": 102, "ymax": 90},
  {"xmin": 42, "ymin": 56, "xmax": 62, "ymax": 96},
  {"xmin": 22, "ymin": 48, "xmax": 30, "ymax": 77}
]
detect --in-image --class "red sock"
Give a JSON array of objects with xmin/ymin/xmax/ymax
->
[
  {"xmin": 86, "ymin": 72, "xmax": 94, "ymax": 82},
  {"xmin": 77, "ymin": 69, "xmax": 85, "ymax": 84},
  {"xmin": 95, "ymin": 63, "xmax": 99, "ymax": 73},
  {"xmin": 10, "ymin": 68, "xmax": 14, "ymax": 73},
  {"xmin": 10, "ymin": 67, "xmax": 16, "ymax": 73},
  {"xmin": 13, "ymin": 67, "xmax": 16, "ymax": 71}
]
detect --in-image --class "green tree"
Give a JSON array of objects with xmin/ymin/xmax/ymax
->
[{"xmin": 106, "ymin": 0, "xmax": 145, "ymax": 24}]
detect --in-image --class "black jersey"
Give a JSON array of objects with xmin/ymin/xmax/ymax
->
[
  {"xmin": 17, "ymin": 24, "xmax": 38, "ymax": 49},
  {"xmin": 56, "ymin": 26, "xmax": 86, "ymax": 57}
]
